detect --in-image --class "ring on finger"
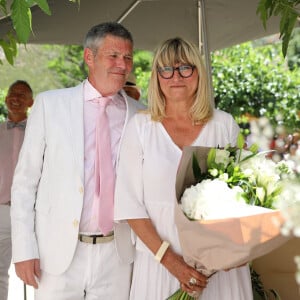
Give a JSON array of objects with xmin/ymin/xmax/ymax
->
[{"xmin": 188, "ymin": 277, "xmax": 197, "ymax": 286}]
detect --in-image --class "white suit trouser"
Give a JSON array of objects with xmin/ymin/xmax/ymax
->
[
  {"xmin": 0, "ymin": 205, "xmax": 12, "ymax": 300},
  {"xmin": 35, "ymin": 238, "xmax": 132, "ymax": 300}
]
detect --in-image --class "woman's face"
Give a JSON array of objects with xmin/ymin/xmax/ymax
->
[{"xmin": 157, "ymin": 63, "xmax": 198, "ymax": 103}]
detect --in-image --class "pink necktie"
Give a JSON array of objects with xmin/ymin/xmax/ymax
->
[{"xmin": 93, "ymin": 97, "xmax": 114, "ymax": 235}]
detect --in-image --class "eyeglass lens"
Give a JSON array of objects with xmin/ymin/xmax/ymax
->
[{"xmin": 158, "ymin": 65, "xmax": 194, "ymax": 79}]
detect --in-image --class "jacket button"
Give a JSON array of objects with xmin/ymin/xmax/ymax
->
[
  {"xmin": 73, "ymin": 219, "xmax": 79, "ymax": 228},
  {"xmin": 79, "ymin": 186, "xmax": 84, "ymax": 194}
]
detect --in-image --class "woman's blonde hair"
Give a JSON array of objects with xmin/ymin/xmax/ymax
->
[{"xmin": 148, "ymin": 37, "xmax": 213, "ymax": 123}]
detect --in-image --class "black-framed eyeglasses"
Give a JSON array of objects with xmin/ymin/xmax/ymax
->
[{"xmin": 157, "ymin": 65, "xmax": 195, "ymax": 79}]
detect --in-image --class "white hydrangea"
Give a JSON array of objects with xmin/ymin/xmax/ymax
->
[{"xmin": 181, "ymin": 179, "xmax": 246, "ymax": 220}]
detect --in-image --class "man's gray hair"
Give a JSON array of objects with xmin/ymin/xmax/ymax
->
[{"xmin": 84, "ymin": 22, "xmax": 133, "ymax": 54}]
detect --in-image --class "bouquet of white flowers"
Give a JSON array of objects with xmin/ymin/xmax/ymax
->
[{"xmin": 168, "ymin": 134, "xmax": 291, "ymax": 300}]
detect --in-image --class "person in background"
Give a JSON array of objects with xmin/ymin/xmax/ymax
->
[
  {"xmin": 123, "ymin": 73, "xmax": 141, "ymax": 101},
  {"xmin": 0, "ymin": 80, "xmax": 33, "ymax": 300},
  {"xmin": 114, "ymin": 37, "xmax": 253, "ymax": 299},
  {"xmin": 11, "ymin": 22, "xmax": 144, "ymax": 300}
]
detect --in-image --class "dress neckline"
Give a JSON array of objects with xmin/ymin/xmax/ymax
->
[{"xmin": 157, "ymin": 121, "xmax": 207, "ymax": 151}]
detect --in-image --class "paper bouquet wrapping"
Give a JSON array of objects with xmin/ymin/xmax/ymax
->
[{"xmin": 174, "ymin": 146, "xmax": 290, "ymax": 276}]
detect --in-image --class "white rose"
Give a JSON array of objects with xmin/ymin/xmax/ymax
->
[
  {"xmin": 215, "ymin": 149, "xmax": 231, "ymax": 167},
  {"xmin": 256, "ymin": 187, "xmax": 265, "ymax": 203},
  {"xmin": 209, "ymin": 168, "xmax": 218, "ymax": 177},
  {"xmin": 219, "ymin": 173, "xmax": 229, "ymax": 181}
]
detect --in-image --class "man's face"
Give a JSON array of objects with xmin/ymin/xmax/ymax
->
[
  {"xmin": 84, "ymin": 35, "xmax": 133, "ymax": 96},
  {"xmin": 5, "ymin": 83, "xmax": 33, "ymax": 118}
]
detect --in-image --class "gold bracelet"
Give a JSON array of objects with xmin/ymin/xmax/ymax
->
[{"xmin": 154, "ymin": 241, "xmax": 170, "ymax": 262}]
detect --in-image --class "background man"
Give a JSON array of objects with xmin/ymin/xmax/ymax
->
[
  {"xmin": 0, "ymin": 80, "xmax": 33, "ymax": 300},
  {"xmin": 123, "ymin": 73, "xmax": 141, "ymax": 101}
]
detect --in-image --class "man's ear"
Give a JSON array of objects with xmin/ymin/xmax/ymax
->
[
  {"xmin": 84, "ymin": 48, "xmax": 94, "ymax": 67},
  {"xmin": 28, "ymin": 98, "xmax": 34, "ymax": 108}
]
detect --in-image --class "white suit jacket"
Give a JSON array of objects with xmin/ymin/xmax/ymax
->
[{"xmin": 11, "ymin": 82, "xmax": 144, "ymax": 275}]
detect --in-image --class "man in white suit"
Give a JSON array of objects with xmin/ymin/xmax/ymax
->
[{"xmin": 10, "ymin": 22, "xmax": 144, "ymax": 299}]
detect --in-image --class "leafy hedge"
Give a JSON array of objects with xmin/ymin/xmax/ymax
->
[{"xmin": 212, "ymin": 42, "xmax": 300, "ymax": 131}]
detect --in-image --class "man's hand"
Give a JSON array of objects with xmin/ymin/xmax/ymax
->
[{"xmin": 15, "ymin": 259, "xmax": 41, "ymax": 289}]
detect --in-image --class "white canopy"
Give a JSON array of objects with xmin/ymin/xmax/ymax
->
[{"xmin": 0, "ymin": 0, "xmax": 280, "ymax": 52}]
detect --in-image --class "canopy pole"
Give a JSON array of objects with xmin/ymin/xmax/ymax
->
[
  {"xmin": 197, "ymin": 0, "xmax": 202, "ymax": 51},
  {"xmin": 198, "ymin": 0, "xmax": 214, "ymax": 106},
  {"xmin": 116, "ymin": 0, "xmax": 142, "ymax": 23}
]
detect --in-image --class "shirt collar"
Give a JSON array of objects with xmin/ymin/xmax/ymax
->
[
  {"xmin": 6, "ymin": 119, "xmax": 27, "ymax": 130},
  {"xmin": 83, "ymin": 79, "xmax": 102, "ymax": 102},
  {"xmin": 83, "ymin": 79, "xmax": 126, "ymax": 106}
]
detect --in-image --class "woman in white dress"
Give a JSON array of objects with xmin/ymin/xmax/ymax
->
[{"xmin": 115, "ymin": 37, "xmax": 253, "ymax": 300}]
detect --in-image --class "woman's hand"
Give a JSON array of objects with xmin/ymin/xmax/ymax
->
[
  {"xmin": 161, "ymin": 249, "xmax": 208, "ymax": 294},
  {"xmin": 127, "ymin": 218, "xmax": 208, "ymax": 294}
]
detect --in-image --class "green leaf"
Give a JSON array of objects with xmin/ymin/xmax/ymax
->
[
  {"xmin": 10, "ymin": 0, "xmax": 32, "ymax": 43},
  {"xmin": 69, "ymin": 0, "xmax": 80, "ymax": 10},
  {"xmin": 256, "ymin": 0, "xmax": 300, "ymax": 57},
  {"xmin": 166, "ymin": 288, "xmax": 195, "ymax": 300},
  {"xmin": 166, "ymin": 288, "xmax": 184, "ymax": 300},
  {"xmin": 268, "ymin": 288, "xmax": 282, "ymax": 299},
  {"xmin": 34, "ymin": 0, "xmax": 51, "ymax": 15},
  {"xmin": 0, "ymin": 32, "xmax": 18, "ymax": 65},
  {"xmin": 0, "ymin": 0, "xmax": 8, "ymax": 15},
  {"xmin": 192, "ymin": 153, "xmax": 202, "ymax": 181},
  {"xmin": 237, "ymin": 132, "xmax": 245, "ymax": 150},
  {"xmin": 0, "ymin": 40, "xmax": 13, "ymax": 65},
  {"xmin": 249, "ymin": 143, "xmax": 259, "ymax": 154},
  {"xmin": 256, "ymin": 0, "xmax": 269, "ymax": 28},
  {"xmin": 281, "ymin": 13, "xmax": 298, "ymax": 57},
  {"xmin": 207, "ymin": 148, "xmax": 216, "ymax": 168}
]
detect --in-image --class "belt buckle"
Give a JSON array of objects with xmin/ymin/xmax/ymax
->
[
  {"xmin": 78, "ymin": 232, "xmax": 114, "ymax": 244},
  {"xmin": 90, "ymin": 234, "xmax": 103, "ymax": 244}
]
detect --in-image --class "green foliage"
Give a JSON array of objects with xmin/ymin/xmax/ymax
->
[
  {"xmin": 257, "ymin": 0, "xmax": 300, "ymax": 57},
  {"xmin": 0, "ymin": 44, "xmax": 64, "ymax": 99},
  {"xmin": 47, "ymin": 45, "xmax": 87, "ymax": 87},
  {"xmin": 212, "ymin": 42, "xmax": 300, "ymax": 132},
  {"xmin": 0, "ymin": 0, "xmax": 51, "ymax": 65},
  {"xmin": 287, "ymin": 27, "xmax": 300, "ymax": 70},
  {"xmin": 251, "ymin": 267, "xmax": 281, "ymax": 299},
  {"xmin": 192, "ymin": 152, "xmax": 203, "ymax": 181},
  {"xmin": 0, "ymin": 0, "xmax": 7, "ymax": 15},
  {"xmin": 0, "ymin": 32, "xmax": 18, "ymax": 65},
  {"xmin": 132, "ymin": 50, "xmax": 153, "ymax": 102},
  {"xmin": 167, "ymin": 288, "xmax": 195, "ymax": 299},
  {"xmin": 0, "ymin": 89, "xmax": 8, "ymax": 122},
  {"xmin": 10, "ymin": 0, "xmax": 51, "ymax": 43},
  {"xmin": 10, "ymin": 0, "xmax": 33, "ymax": 43},
  {"xmin": 32, "ymin": 0, "xmax": 51, "ymax": 14}
]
